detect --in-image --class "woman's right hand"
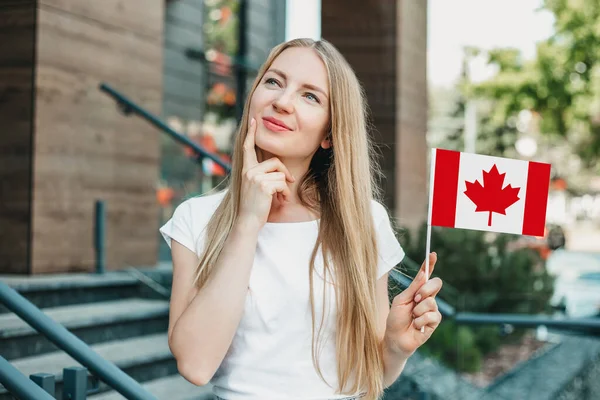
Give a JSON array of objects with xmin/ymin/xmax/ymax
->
[{"xmin": 238, "ymin": 118, "xmax": 295, "ymax": 231}]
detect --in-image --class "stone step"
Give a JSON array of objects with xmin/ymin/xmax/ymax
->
[
  {"xmin": 0, "ymin": 298, "xmax": 169, "ymax": 360},
  {"xmin": 0, "ymin": 271, "xmax": 147, "ymax": 314},
  {"xmin": 90, "ymin": 375, "xmax": 213, "ymax": 400},
  {"xmin": 0, "ymin": 333, "xmax": 176, "ymax": 400}
]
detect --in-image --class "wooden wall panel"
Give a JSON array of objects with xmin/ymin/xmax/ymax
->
[
  {"xmin": 40, "ymin": 0, "xmax": 163, "ymax": 38},
  {"xmin": 396, "ymin": 0, "xmax": 428, "ymax": 232},
  {"xmin": 322, "ymin": 0, "xmax": 428, "ymax": 231},
  {"xmin": 322, "ymin": 0, "xmax": 399, "ymax": 212},
  {"xmin": 30, "ymin": 1, "xmax": 164, "ymax": 273},
  {"xmin": 0, "ymin": 2, "xmax": 37, "ymax": 274}
]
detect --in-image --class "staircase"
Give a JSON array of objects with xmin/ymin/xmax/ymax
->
[{"xmin": 0, "ymin": 267, "xmax": 213, "ymax": 400}]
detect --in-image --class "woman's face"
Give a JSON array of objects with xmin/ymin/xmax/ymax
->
[{"xmin": 249, "ymin": 47, "xmax": 331, "ymax": 163}]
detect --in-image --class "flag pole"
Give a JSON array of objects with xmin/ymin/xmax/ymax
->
[{"xmin": 422, "ymin": 148, "xmax": 437, "ymax": 334}]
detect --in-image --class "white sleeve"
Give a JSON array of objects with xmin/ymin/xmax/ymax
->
[
  {"xmin": 374, "ymin": 202, "xmax": 405, "ymax": 279},
  {"xmin": 159, "ymin": 200, "xmax": 196, "ymax": 253}
]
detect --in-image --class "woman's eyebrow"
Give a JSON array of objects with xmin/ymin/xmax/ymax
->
[{"xmin": 267, "ymin": 68, "xmax": 329, "ymax": 99}]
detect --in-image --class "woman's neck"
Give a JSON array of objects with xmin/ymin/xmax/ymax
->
[
  {"xmin": 267, "ymin": 201, "xmax": 319, "ymax": 223},
  {"xmin": 268, "ymin": 182, "xmax": 320, "ymax": 223}
]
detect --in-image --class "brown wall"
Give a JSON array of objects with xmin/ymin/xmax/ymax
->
[
  {"xmin": 0, "ymin": 0, "xmax": 165, "ymax": 274},
  {"xmin": 322, "ymin": 0, "xmax": 428, "ymax": 232},
  {"xmin": 30, "ymin": 0, "xmax": 164, "ymax": 274},
  {"xmin": 396, "ymin": 0, "xmax": 428, "ymax": 231},
  {"xmin": 0, "ymin": 1, "xmax": 37, "ymax": 274}
]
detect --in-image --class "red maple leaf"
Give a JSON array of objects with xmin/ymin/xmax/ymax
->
[{"xmin": 464, "ymin": 164, "xmax": 521, "ymax": 226}]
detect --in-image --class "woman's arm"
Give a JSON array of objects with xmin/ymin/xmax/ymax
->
[
  {"xmin": 380, "ymin": 254, "xmax": 442, "ymax": 387},
  {"xmin": 168, "ymin": 220, "xmax": 261, "ymax": 386},
  {"xmin": 381, "ymin": 337, "xmax": 410, "ymax": 387},
  {"xmin": 376, "ymin": 272, "xmax": 409, "ymax": 388}
]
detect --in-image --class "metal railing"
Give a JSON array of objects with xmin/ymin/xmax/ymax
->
[
  {"xmin": 390, "ymin": 267, "xmax": 600, "ymax": 335},
  {"xmin": 0, "ymin": 281, "xmax": 158, "ymax": 400},
  {"xmin": 0, "ymin": 356, "xmax": 55, "ymax": 400},
  {"xmin": 95, "ymin": 200, "xmax": 106, "ymax": 274},
  {"xmin": 454, "ymin": 312, "xmax": 600, "ymax": 333},
  {"xmin": 99, "ymin": 83, "xmax": 231, "ymax": 173}
]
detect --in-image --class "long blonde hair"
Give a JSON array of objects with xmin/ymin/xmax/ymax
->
[{"xmin": 194, "ymin": 38, "xmax": 388, "ymax": 399}]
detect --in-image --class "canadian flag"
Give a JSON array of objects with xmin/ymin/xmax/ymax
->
[{"xmin": 429, "ymin": 149, "xmax": 552, "ymax": 236}]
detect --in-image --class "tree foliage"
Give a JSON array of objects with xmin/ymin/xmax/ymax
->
[
  {"xmin": 437, "ymin": 47, "xmax": 520, "ymax": 158},
  {"xmin": 472, "ymin": 0, "xmax": 600, "ymax": 170}
]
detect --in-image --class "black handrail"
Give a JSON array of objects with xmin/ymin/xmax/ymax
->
[
  {"xmin": 235, "ymin": 0, "xmax": 249, "ymax": 122},
  {"xmin": 0, "ymin": 281, "xmax": 158, "ymax": 400},
  {"xmin": 184, "ymin": 48, "xmax": 260, "ymax": 74},
  {"xmin": 454, "ymin": 312, "xmax": 600, "ymax": 333},
  {"xmin": 99, "ymin": 82, "xmax": 232, "ymax": 173},
  {"xmin": 389, "ymin": 268, "xmax": 600, "ymax": 334},
  {"xmin": 0, "ymin": 356, "xmax": 55, "ymax": 400},
  {"xmin": 95, "ymin": 200, "xmax": 106, "ymax": 274}
]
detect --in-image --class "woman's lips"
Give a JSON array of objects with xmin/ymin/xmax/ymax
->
[{"xmin": 262, "ymin": 117, "xmax": 292, "ymax": 132}]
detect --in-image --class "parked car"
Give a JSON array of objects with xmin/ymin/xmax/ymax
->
[
  {"xmin": 549, "ymin": 270, "xmax": 600, "ymax": 318},
  {"xmin": 546, "ymin": 249, "xmax": 600, "ymax": 277}
]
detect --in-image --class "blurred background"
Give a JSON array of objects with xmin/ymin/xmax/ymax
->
[{"xmin": 0, "ymin": 0, "xmax": 599, "ymax": 399}]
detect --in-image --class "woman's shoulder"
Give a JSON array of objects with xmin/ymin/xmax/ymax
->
[
  {"xmin": 370, "ymin": 198, "xmax": 390, "ymax": 223},
  {"xmin": 183, "ymin": 189, "xmax": 227, "ymax": 209},
  {"xmin": 174, "ymin": 189, "xmax": 227, "ymax": 221}
]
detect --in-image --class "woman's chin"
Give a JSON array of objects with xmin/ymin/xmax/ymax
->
[{"xmin": 255, "ymin": 140, "xmax": 286, "ymax": 159}]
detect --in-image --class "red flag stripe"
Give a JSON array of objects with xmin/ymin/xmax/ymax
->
[
  {"xmin": 522, "ymin": 161, "xmax": 551, "ymax": 236},
  {"xmin": 431, "ymin": 149, "xmax": 461, "ymax": 227}
]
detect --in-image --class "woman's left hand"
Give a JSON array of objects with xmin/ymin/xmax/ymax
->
[{"xmin": 384, "ymin": 252, "xmax": 443, "ymax": 359}]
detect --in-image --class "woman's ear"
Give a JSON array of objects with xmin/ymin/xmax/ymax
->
[{"xmin": 320, "ymin": 132, "xmax": 332, "ymax": 149}]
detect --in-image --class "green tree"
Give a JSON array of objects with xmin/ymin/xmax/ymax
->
[
  {"xmin": 438, "ymin": 49, "xmax": 470, "ymax": 152},
  {"xmin": 472, "ymin": 0, "xmax": 600, "ymax": 171},
  {"xmin": 433, "ymin": 47, "xmax": 520, "ymax": 158}
]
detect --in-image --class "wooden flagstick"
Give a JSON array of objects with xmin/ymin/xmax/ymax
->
[{"xmin": 421, "ymin": 148, "xmax": 437, "ymax": 333}]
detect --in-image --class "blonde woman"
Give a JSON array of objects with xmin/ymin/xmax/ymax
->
[{"xmin": 160, "ymin": 38, "xmax": 443, "ymax": 400}]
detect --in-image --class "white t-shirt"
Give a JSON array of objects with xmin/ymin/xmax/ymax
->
[{"xmin": 159, "ymin": 190, "xmax": 405, "ymax": 400}]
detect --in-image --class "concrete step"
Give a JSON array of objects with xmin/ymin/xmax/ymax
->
[
  {"xmin": 0, "ymin": 298, "xmax": 169, "ymax": 360},
  {"xmin": 90, "ymin": 375, "xmax": 214, "ymax": 400},
  {"xmin": 0, "ymin": 271, "xmax": 147, "ymax": 314},
  {"xmin": 0, "ymin": 333, "xmax": 176, "ymax": 400}
]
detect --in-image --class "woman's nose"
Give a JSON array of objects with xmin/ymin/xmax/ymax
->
[{"xmin": 272, "ymin": 91, "xmax": 295, "ymax": 113}]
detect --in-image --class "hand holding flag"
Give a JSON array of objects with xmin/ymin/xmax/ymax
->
[{"xmin": 384, "ymin": 253, "xmax": 443, "ymax": 358}]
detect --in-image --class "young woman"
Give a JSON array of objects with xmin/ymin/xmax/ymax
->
[{"xmin": 160, "ymin": 38, "xmax": 443, "ymax": 400}]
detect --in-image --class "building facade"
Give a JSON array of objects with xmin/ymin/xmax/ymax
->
[{"xmin": 0, "ymin": 0, "xmax": 427, "ymax": 274}]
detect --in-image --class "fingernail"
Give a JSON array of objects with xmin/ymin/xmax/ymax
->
[
  {"xmin": 414, "ymin": 294, "xmax": 422, "ymax": 303},
  {"xmin": 250, "ymin": 118, "xmax": 255, "ymax": 125}
]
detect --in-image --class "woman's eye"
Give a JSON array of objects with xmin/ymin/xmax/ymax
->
[
  {"xmin": 305, "ymin": 92, "xmax": 320, "ymax": 103},
  {"xmin": 265, "ymin": 77, "xmax": 280, "ymax": 86}
]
